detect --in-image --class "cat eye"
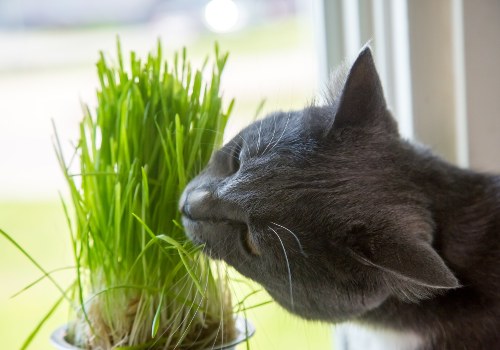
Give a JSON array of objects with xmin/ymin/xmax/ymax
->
[{"xmin": 228, "ymin": 142, "xmax": 241, "ymax": 174}]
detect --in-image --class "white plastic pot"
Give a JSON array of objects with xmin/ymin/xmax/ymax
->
[{"xmin": 51, "ymin": 315, "xmax": 255, "ymax": 350}]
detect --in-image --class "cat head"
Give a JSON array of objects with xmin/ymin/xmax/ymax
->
[{"xmin": 179, "ymin": 47, "xmax": 459, "ymax": 322}]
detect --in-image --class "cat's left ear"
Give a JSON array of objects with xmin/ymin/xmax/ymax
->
[{"xmin": 329, "ymin": 47, "xmax": 397, "ymax": 134}]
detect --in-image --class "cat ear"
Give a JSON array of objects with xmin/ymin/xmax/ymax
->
[
  {"xmin": 330, "ymin": 47, "xmax": 395, "ymax": 133},
  {"xmin": 347, "ymin": 230, "xmax": 459, "ymax": 300}
]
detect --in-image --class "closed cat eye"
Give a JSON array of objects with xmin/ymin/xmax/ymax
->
[{"xmin": 228, "ymin": 142, "xmax": 241, "ymax": 174}]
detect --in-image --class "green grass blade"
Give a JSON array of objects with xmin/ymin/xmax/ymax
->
[
  {"xmin": 151, "ymin": 291, "xmax": 164, "ymax": 337},
  {"xmin": 0, "ymin": 228, "xmax": 71, "ymax": 303},
  {"xmin": 10, "ymin": 266, "xmax": 75, "ymax": 299},
  {"xmin": 20, "ymin": 290, "xmax": 67, "ymax": 350}
]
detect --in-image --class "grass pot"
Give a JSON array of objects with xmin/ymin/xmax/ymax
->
[{"xmin": 51, "ymin": 316, "xmax": 254, "ymax": 350}]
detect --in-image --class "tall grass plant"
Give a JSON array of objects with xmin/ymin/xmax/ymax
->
[{"xmin": 2, "ymin": 40, "xmax": 237, "ymax": 350}]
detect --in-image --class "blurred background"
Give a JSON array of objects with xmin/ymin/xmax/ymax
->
[{"xmin": 1, "ymin": 0, "xmax": 499, "ymax": 349}]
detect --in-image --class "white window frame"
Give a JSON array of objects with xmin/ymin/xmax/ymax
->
[{"xmin": 313, "ymin": 0, "xmax": 500, "ymax": 170}]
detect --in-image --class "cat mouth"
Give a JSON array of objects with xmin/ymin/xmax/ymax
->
[
  {"xmin": 181, "ymin": 215, "xmax": 260, "ymax": 257},
  {"xmin": 240, "ymin": 227, "xmax": 260, "ymax": 256}
]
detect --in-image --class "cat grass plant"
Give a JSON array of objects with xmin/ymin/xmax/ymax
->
[
  {"xmin": 2, "ymin": 40, "xmax": 241, "ymax": 349},
  {"xmin": 58, "ymin": 41, "xmax": 238, "ymax": 349}
]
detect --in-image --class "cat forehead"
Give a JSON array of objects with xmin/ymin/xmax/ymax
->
[
  {"xmin": 241, "ymin": 107, "xmax": 334, "ymax": 141},
  {"xmin": 252, "ymin": 111, "xmax": 299, "ymax": 132}
]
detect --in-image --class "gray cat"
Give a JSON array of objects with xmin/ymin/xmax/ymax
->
[{"xmin": 179, "ymin": 47, "xmax": 500, "ymax": 349}]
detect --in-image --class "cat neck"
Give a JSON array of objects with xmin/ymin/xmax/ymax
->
[
  {"xmin": 361, "ymin": 143, "xmax": 500, "ymax": 348},
  {"xmin": 407, "ymin": 146, "xmax": 500, "ymax": 269}
]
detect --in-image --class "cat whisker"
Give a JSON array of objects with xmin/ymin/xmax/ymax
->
[
  {"xmin": 217, "ymin": 147, "xmax": 240, "ymax": 163},
  {"xmin": 261, "ymin": 114, "xmax": 278, "ymax": 156},
  {"xmin": 270, "ymin": 221, "xmax": 307, "ymax": 257},
  {"xmin": 152, "ymin": 255, "xmax": 204, "ymax": 348},
  {"xmin": 267, "ymin": 112, "xmax": 291, "ymax": 154},
  {"xmin": 178, "ymin": 258, "xmax": 215, "ymax": 347},
  {"xmin": 236, "ymin": 134, "xmax": 250, "ymax": 155},
  {"xmin": 256, "ymin": 118, "xmax": 264, "ymax": 155},
  {"xmin": 190, "ymin": 127, "xmax": 225, "ymax": 136},
  {"xmin": 268, "ymin": 225, "xmax": 294, "ymax": 309},
  {"xmin": 171, "ymin": 274, "xmax": 210, "ymax": 350},
  {"xmin": 206, "ymin": 263, "xmax": 225, "ymax": 349}
]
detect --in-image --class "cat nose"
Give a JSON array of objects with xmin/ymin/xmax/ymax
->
[{"xmin": 181, "ymin": 189, "xmax": 211, "ymax": 220}]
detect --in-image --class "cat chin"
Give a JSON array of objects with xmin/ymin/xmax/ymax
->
[
  {"xmin": 181, "ymin": 216, "xmax": 205, "ymax": 245},
  {"xmin": 266, "ymin": 288, "xmax": 361, "ymax": 323},
  {"xmin": 261, "ymin": 280, "xmax": 389, "ymax": 324},
  {"xmin": 181, "ymin": 215, "xmax": 252, "ymax": 259}
]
